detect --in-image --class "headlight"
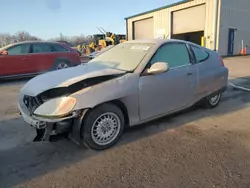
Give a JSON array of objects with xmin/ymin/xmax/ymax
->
[{"xmin": 34, "ymin": 96, "xmax": 76, "ymax": 118}]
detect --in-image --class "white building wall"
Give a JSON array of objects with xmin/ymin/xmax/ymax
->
[{"xmin": 218, "ymin": 0, "xmax": 250, "ymax": 55}]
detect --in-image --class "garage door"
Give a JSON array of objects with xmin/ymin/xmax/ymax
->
[
  {"xmin": 172, "ymin": 4, "xmax": 206, "ymax": 35},
  {"xmin": 133, "ymin": 18, "xmax": 154, "ymax": 39}
]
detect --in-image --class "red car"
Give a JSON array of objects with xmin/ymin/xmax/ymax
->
[{"xmin": 0, "ymin": 41, "xmax": 81, "ymax": 79}]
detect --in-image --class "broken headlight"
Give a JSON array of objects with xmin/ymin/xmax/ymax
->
[{"xmin": 34, "ymin": 96, "xmax": 77, "ymax": 118}]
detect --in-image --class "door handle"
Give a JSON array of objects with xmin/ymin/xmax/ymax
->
[{"xmin": 187, "ymin": 72, "xmax": 192, "ymax": 76}]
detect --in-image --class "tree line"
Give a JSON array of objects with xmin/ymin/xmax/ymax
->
[{"xmin": 0, "ymin": 31, "xmax": 93, "ymax": 48}]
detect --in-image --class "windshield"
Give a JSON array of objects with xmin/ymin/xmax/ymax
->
[{"xmin": 89, "ymin": 42, "xmax": 155, "ymax": 71}]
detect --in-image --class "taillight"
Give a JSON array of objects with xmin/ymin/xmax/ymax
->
[{"xmin": 220, "ymin": 56, "xmax": 224, "ymax": 66}]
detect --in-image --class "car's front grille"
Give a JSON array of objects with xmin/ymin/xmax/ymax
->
[{"xmin": 23, "ymin": 95, "xmax": 41, "ymax": 114}]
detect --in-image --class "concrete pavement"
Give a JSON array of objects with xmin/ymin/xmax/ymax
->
[
  {"xmin": 224, "ymin": 56, "xmax": 250, "ymax": 89},
  {"xmin": 1, "ymin": 86, "xmax": 250, "ymax": 188},
  {"xmin": 0, "ymin": 56, "xmax": 250, "ymax": 188}
]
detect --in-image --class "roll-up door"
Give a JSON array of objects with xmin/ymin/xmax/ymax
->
[
  {"xmin": 133, "ymin": 18, "xmax": 154, "ymax": 39},
  {"xmin": 172, "ymin": 4, "xmax": 206, "ymax": 35}
]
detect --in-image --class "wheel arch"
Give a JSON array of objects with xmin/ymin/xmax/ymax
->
[
  {"xmin": 55, "ymin": 57, "xmax": 72, "ymax": 63},
  {"xmin": 109, "ymin": 99, "xmax": 130, "ymax": 127},
  {"xmin": 51, "ymin": 58, "xmax": 73, "ymax": 70},
  {"xmin": 78, "ymin": 100, "xmax": 128, "ymax": 149},
  {"xmin": 81, "ymin": 99, "xmax": 130, "ymax": 129}
]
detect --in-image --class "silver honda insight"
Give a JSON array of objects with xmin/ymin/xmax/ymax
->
[{"xmin": 18, "ymin": 39, "xmax": 228, "ymax": 150}]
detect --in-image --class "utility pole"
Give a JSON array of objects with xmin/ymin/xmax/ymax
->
[{"xmin": 60, "ymin": 33, "xmax": 63, "ymax": 40}]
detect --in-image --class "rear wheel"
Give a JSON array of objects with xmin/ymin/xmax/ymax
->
[
  {"xmin": 52, "ymin": 61, "xmax": 70, "ymax": 70},
  {"xmin": 203, "ymin": 93, "xmax": 222, "ymax": 108},
  {"xmin": 81, "ymin": 104, "xmax": 125, "ymax": 150}
]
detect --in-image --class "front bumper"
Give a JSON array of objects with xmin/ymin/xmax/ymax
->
[
  {"xmin": 18, "ymin": 97, "xmax": 46, "ymax": 129},
  {"xmin": 18, "ymin": 96, "xmax": 78, "ymax": 127},
  {"xmin": 18, "ymin": 95, "xmax": 88, "ymax": 144}
]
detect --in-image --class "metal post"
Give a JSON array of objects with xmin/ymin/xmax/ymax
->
[
  {"xmin": 213, "ymin": 0, "xmax": 219, "ymax": 51},
  {"xmin": 201, "ymin": 36, "xmax": 205, "ymax": 47}
]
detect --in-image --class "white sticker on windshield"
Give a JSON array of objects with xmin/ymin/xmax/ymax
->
[{"xmin": 131, "ymin": 45, "xmax": 150, "ymax": 51}]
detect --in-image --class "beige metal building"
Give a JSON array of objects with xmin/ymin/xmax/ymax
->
[{"xmin": 125, "ymin": 0, "xmax": 250, "ymax": 56}]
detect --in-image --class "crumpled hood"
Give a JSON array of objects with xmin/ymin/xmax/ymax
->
[{"xmin": 21, "ymin": 63, "xmax": 126, "ymax": 96}]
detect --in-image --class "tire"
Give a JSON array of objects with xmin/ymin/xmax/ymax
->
[
  {"xmin": 81, "ymin": 103, "xmax": 125, "ymax": 150},
  {"xmin": 203, "ymin": 93, "xmax": 222, "ymax": 109},
  {"xmin": 51, "ymin": 60, "xmax": 71, "ymax": 71}
]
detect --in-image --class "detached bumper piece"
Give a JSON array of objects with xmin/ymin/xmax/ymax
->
[
  {"xmin": 33, "ymin": 119, "xmax": 73, "ymax": 142},
  {"xmin": 33, "ymin": 123, "xmax": 53, "ymax": 142}
]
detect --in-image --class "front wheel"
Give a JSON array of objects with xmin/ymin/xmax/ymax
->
[
  {"xmin": 81, "ymin": 103, "xmax": 125, "ymax": 150},
  {"xmin": 203, "ymin": 93, "xmax": 222, "ymax": 109}
]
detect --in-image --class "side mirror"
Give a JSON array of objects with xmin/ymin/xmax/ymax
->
[
  {"xmin": 147, "ymin": 62, "xmax": 169, "ymax": 75},
  {"xmin": 0, "ymin": 50, "xmax": 8, "ymax": 55}
]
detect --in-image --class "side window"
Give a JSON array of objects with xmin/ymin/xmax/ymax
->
[
  {"xmin": 7, "ymin": 44, "xmax": 30, "ymax": 55},
  {"xmin": 191, "ymin": 45, "xmax": 209, "ymax": 62},
  {"xmin": 52, "ymin": 44, "xmax": 69, "ymax": 52},
  {"xmin": 149, "ymin": 43, "xmax": 190, "ymax": 69},
  {"xmin": 32, "ymin": 44, "xmax": 52, "ymax": 53}
]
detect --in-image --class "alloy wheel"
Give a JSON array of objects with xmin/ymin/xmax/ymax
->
[{"xmin": 91, "ymin": 112, "xmax": 121, "ymax": 146}]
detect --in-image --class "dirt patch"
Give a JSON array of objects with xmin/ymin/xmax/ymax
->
[{"xmin": 4, "ymin": 105, "xmax": 19, "ymax": 116}]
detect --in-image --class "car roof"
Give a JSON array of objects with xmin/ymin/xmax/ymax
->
[
  {"xmin": 14, "ymin": 41, "xmax": 63, "ymax": 45},
  {"xmin": 1, "ymin": 41, "xmax": 69, "ymax": 50},
  {"xmin": 124, "ymin": 38, "xmax": 208, "ymax": 51},
  {"xmin": 125, "ymin": 38, "xmax": 194, "ymax": 45}
]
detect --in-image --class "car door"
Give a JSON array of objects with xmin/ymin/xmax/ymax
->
[
  {"xmin": 2, "ymin": 43, "xmax": 32, "ymax": 76},
  {"xmin": 138, "ymin": 42, "xmax": 198, "ymax": 121},
  {"xmin": 189, "ymin": 44, "xmax": 217, "ymax": 98},
  {"xmin": 0, "ymin": 53, "xmax": 4, "ymax": 76},
  {"xmin": 51, "ymin": 43, "xmax": 72, "ymax": 62},
  {"xmin": 30, "ymin": 43, "xmax": 54, "ymax": 73}
]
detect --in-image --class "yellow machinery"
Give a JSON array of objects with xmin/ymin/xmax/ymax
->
[
  {"xmin": 77, "ymin": 27, "xmax": 126, "ymax": 55},
  {"xmin": 77, "ymin": 41, "xmax": 97, "ymax": 55},
  {"xmin": 96, "ymin": 27, "xmax": 126, "ymax": 49}
]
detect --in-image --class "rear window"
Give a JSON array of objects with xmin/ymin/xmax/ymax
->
[
  {"xmin": 32, "ymin": 43, "xmax": 52, "ymax": 53},
  {"xmin": 52, "ymin": 44, "xmax": 69, "ymax": 52},
  {"xmin": 191, "ymin": 45, "xmax": 209, "ymax": 63}
]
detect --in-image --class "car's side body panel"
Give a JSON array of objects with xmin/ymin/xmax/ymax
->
[
  {"xmin": 17, "ymin": 39, "xmax": 229, "ymax": 144},
  {"xmin": 71, "ymin": 73, "xmax": 141, "ymax": 126},
  {"xmin": 29, "ymin": 43, "xmax": 80, "ymax": 73},
  {"xmin": 194, "ymin": 50, "xmax": 228, "ymax": 101},
  {"xmin": 1, "ymin": 43, "xmax": 32, "ymax": 76},
  {"xmin": 138, "ymin": 41, "xmax": 199, "ymax": 121},
  {"xmin": 0, "ymin": 42, "xmax": 81, "ymax": 78},
  {"xmin": 0, "ymin": 55, "xmax": 4, "ymax": 76},
  {"xmin": 2, "ymin": 54, "xmax": 32, "ymax": 75},
  {"xmin": 138, "ymin": 64, "xmax": 198, "ymax": 121},
  {"xmin": 29, "ymin": 43, "xmax": 53, "ymax": 72}
]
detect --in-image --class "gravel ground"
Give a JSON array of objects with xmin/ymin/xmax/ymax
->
[{"xmin": 0, "ymin": 57, "xmax": 250, "ymax": 188}]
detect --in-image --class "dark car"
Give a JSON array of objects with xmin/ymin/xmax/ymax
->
[{"xmin": 0, "ymin": 41, "xmax": 81, "ymax": 79}]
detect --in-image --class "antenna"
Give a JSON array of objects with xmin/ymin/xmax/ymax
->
[
  {"xmin": 96, "ymin": 27, "xmax": 105, "ymax": 34},
  {"xmin": 100, "ymin": 27, "xmax": 107, "ymax": 33}
]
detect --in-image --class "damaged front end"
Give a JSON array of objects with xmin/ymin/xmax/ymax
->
[
  {"xmin": 19, "ymin": 93, "xmax": 82, "ymax": 143},
  {"xmin": 18, "ymin": 74, "xmax": 124, "ymax": 144},
  {"xmin": 33, "ymin": 110, "xmax": 87, "ymax": 144}
]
